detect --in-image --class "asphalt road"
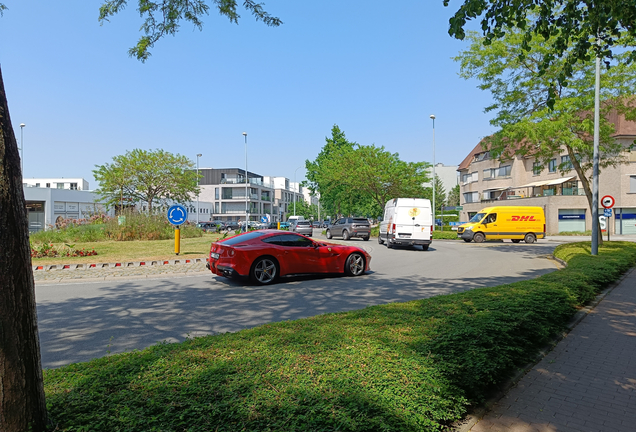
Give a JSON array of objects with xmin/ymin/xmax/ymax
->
[{"xmin": 35, "ymin": 238, "xmax": 562, "ymax": 369}]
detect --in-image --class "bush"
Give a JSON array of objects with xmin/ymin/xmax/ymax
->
[
  {"xmin": 44, "ymin": 241, "xmax": 636, "ymax": 431},
  {"xmin": 30, "ymin": 243, "xmax": 98, "ymax": 258}
]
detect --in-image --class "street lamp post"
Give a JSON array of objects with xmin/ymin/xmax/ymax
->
[
  {"xmin": 243, "ymin": 132, "xmax": 248, "ymax": 231},
  {"xmin": 19, "ymin": 123, "xmax": 25, "ymax": 175},
  {"xmin": 294, "ymin": 166, "xmax": 302, "ymax": 216},
  {"xmin": 196, "ymin": 153, "xmax": 202, "ymax": 224},
  {"xmin": 430, "ymin": 115, "xmax": 436, "ymax": 231}
]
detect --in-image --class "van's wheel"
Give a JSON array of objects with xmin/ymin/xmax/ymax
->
[
  {"xmin": 473, "ymin": 233, "xmax": 485, "ymax": 243},
  {"xmin": 251, "ymin": 257, "xmax": 278, "ymax": 285},
  {"xmin": 524, "ymin": 233, "xmax": 536, "ymax": 244},
  {"xmin": 422, "ymin": 244, "xmax": 430, "ymax": 251},
  {"xmin": 387, "ymin": 239, "xmax": 393, "ymax": 249},
  {"xmin": 342, "ymin": 230, "xmax": 350, "ymax": 240},
  {"xmin": 344, "ymin": 252, "xmax": 365, "ymax": 276},
  {"xmin": 511, "ymin": 239, "xmax": 521, "ymax": 243},
  {"xmin": 463, "ymin": 238, "xmax": 472, "ymax": 243},
  {"xmin": 326, "ymin": 230, "xmax": 332, "ymax": 239},
  {"xmin": 378, "ymin": 235, "xmax": 384, "ymax": 245}
]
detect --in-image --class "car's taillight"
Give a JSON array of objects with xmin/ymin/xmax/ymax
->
[
  {"xmin": 228, "ymin": 248, "xmax": 235, "ymax": 257},
  {"xmin": 544, "ymin": 224, "xmax": 546, "ymax": 234},
  {"xmin": 391, "ymin": 223, "xmax": 396, "ymax": 233}
]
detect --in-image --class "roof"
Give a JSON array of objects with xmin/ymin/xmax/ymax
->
[{"xmin": 457, "ymin": 142, "xmax": 485, "ymax": 171}]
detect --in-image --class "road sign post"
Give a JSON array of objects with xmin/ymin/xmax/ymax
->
[
  {"xmin": 167, "ymin": 205, "xmax": 188, "ymax": 255},
  {"xmin": 601, "ymin": 197, "xmax": 614, "ymax": 242}
]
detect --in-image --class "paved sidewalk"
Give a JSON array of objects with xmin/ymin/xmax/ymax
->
[{"xmin": 470, "ymin": 267, "xmax": 636, "ymax": 432}]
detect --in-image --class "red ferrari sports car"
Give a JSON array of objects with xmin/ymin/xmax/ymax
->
[{"xmin": 206, "ymin": 230, "xmax": 371, "ymax": 284}]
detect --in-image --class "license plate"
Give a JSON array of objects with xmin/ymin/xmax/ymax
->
[{"xmin": 210, "ymin": 252, "xmax": 220, "ymax": 259}]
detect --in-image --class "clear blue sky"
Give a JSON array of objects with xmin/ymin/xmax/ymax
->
[{"xmin": 1, "ymin": 0, "xmax": 495, "ymax": 188}]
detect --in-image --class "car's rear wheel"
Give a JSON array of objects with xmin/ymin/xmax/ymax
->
[
  {"xmin": 463, "ymin": 238, "xmax": 471, "ymax": 243},
  {"xmin": 378, "ymin": 235, "xmax": 384, "ymax": 244},
  {"xmin": 342, "ymin": 230, "xmax": 350, "ymax": 240},
  {"xmin": 251, "ymin": 257, "xmax": 278, "ymax": 285},
  {"xmin": 344, "ymin": 252, "xmax": 365, "ymax": 276},
  {"xmin": 326, "ymin": 230, "xmax": 332, "ymax": 239},
  {"xmin": 422, "ymin": 244, "xmax": 429, "ymax": 251},
  {"xmin": 524, "ymin": 233, "xmax": 536, "ymax": 244},
  {"xmin": 511, "ymin": 239, "xmax": 521, "ymax": 243},
  {"xmin": 473, "ymin": 233, "xmax": 485, "ymax": 243},
  {"xmin": 362, "ymin": 236, "xmax": 370, "ymax": 241}
]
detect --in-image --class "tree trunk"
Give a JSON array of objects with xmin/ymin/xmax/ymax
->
[
  {"xmin": 566, "ymin": 145, "xmax": 603, "ymax": 246},
  {"xmin": 0, "ymin": 67, "xmax": 49, "ymax": 431}
]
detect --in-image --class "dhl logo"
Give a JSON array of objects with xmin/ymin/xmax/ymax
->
[{"xmin": 511, "ymin": 216, "xmax": 536, "ymax": 221}]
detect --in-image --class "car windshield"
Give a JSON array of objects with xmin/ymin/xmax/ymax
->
[
  {"xmin": 469, "ymin": 213, "xmax": 487, "ymax": 223},
  {"xmin": 353, "ymin": 218, "xmax": 368, "ymax": 224},
  {"xmin": 221, "ymin": 231, "xmax": 267, "ymax": 245}
]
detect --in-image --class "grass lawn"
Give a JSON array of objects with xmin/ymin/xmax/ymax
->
[
  {"xmin": 43, "ymin": 242, "xmax": 636, "ymax": 431},
  {"xmin": 31, "ymin": 233, "xmax": 224, "ymax": 265}
]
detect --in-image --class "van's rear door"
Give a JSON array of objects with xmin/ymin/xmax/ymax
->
[{"xmin": 395, "ymin": 206, "xmax": 431, "ymax": 241}]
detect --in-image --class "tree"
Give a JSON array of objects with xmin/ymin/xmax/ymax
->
[
  {"xmin": 0, "ymin": 66, "xmax": 49, "ymax": 432},
  {"xmin": 445, "ymin": 0, "xmax": 636, "ymax": 106},
  {"xmin": 447, "ymin": 184, "xmax": 460, "ymax": 207},
  {"xmin": 0, "ymin": 2, "xmax": 279, "ymax": 431},
  {"xmin": 306, "ymin": 126, "xmax": 430, "ymax": 219},
  {"xmin": 305, "ymin": 125, "xmax": 359, "ymax": 217},
  {"xmin": 290, "ymin": 199, "xmax": 319, "ymax": 221},
  {"xmin": 424, "ymin": 175, "xmax": 447, "ymax": 219},
  {"xmin": 93, "ymin": 149, "xmax": 200, "ymax": 213},
  {"xmin": 456, "ymin": 28, "xmax": 636, "ymax": 244}
]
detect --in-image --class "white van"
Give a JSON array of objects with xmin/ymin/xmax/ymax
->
[
  {"xmin": 287, "ymin": 215, "xmax": 305, "ymax": 224},
  {"xmin": 378, "ymin": 198, "xmax": 433, "ymax": 250}
]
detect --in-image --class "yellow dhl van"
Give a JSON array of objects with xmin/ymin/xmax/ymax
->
[{"xmin": 457, "ymin": 206, "xmax": 546, "ymax": 243}]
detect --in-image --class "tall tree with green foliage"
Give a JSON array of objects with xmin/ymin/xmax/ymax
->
[
  {"xmin": 456, "ymin": 27, "xmax": 636, "ymax": 244},
  {"xmin": 0, "ymin": 2, "xmax": 279, "ymax": 430},
  {"xmin": 446, "ymin": 0, "xmax": 636, "ymax": 107},
  {"xmin": 93, "ymin": 149, "xmax": 200, "ymax": 213},
  {"xmin": 304, "ymin": 125, "xmax": 359, "ymax": 217},
  {"xmin": 447, "ymin": 184, "xmax": 460, "ymax": 207},
  {"xmin": 306, "ymin": 126, "xmax": 430, "ymax": 219}
]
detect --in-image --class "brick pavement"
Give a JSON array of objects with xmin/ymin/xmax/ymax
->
[{"xmin": 470, "ymin": 267, "xmax": 636, "ymax": 432}]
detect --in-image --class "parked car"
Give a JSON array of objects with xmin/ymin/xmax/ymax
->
[
  {"xmin": 197, "ymin": 222, "xmax": 221, "ymax": 232},
  {"xmin": 290, "ymin": 220, "xmax": 313, "ymax": 236},
  {"xmin": 206, "ymin": 230, "xmax": 371, "ymax": 285},
  {"xmin": 225, "ymin": 221, "xmax": 240, "ymax": 231},
  {"xmin": 326, "ymin": 217, "xmax": 371, "ymax": 241}
]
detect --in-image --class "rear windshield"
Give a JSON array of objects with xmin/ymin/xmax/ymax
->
[
  {"xmin": 221, "ymin": 231, "xmax": 267, "ymax": 245},
  {"xmin": 353, "ymin": 218, "xmax": 369, "ymax": 224},
  {"xmin": 297, "ymin": 221, "xmax": 310, "ymax": 226}
]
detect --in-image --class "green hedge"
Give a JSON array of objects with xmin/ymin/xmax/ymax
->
[{"xmin": 44, "ymin": 242, "xmax": 636, "ymax": 431}]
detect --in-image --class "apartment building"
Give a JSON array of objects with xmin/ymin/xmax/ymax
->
[
  {"xmin": 458, "ymin": 113, "xmax": 636, "ymax": 234},
  {"xmin": 23, "ymin": 178, "xmax": 89, "ymax": 191},
  {"xmin": 197, "ymin": 168, "xmax": 305, "ymax": 223}
]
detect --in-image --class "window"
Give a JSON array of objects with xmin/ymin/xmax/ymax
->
[
  {"xmin": 561, "ymin": 155, "xmax": 573, "ymax": 170},
  {"xmin": 533, "ymin": 162, "xmax": 543, "ymax": 176},
  {"xmin": 461, "ymin": 172, "xmax": 478, "ymax": 183},
  {"xmin": 463, "ymin": 191, "xmax": 479, "ymax": 203},
  {"xmin": 35, "ymin": 183, "xmax": 40, "ymax": 187},
  {"xmin": 483, "ymin": 169, "xmax": 493, "ymax": 179},
  {"xmin": 46, "ymin": 183, "xmax": 50, "ymax": 188},
  {"xmin": 70, "ymin": 183, "xmax": 78, "ymax": 190},
  {"xmin": 498, "ymin": 165, "xmax": 511, "ymax": 177},
  {"xmin": 57, "ymin": 183, "xmax": 64, "ymax": 189},
  {"xmin": 548, "ymin": 159, "xmax": 557, "ymax": 173},
  {"xmin": 215, "ymin": 187, "xmax": 219, "ymax": 200},
  {"xmin": 631, "ymin": 176, "xmax": 636, "ymax": 193}
]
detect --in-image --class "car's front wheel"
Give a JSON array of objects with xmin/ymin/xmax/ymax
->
[
  {"xmin": 251, "ymin": 257, "xmax": 278, "ymax": 285},
  {"xmin": 326, "ymin": 230, "xmax": 332, "ymax": 239},
  {"xmin": 344, "ymin": 252, "xmax": 365, "ymax": 276},
  {"xmin": 473, "ymin": 233, "xmax": 485, "ymax": 243}
]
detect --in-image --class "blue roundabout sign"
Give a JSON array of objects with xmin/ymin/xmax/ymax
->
[{"xmin": 167, "ymin": 204, "xmax": 188, "ymax": 226}]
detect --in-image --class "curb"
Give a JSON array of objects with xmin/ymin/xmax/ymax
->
[
  {"xmin": 451, "ymin": 266, "xmax": 636, "ymax": 432},
  {"xmin": 33, "ymin": 257, "xmax": 206, "ymax": 271}
]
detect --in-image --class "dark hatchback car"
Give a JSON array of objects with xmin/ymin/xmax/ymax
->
[
  {"xmin": 325, "ymin": 217, "xmax": 371, "ymax": 241},
  {"xmin": 225, "ymin": 221, "xmax": 240, "ymax": 230}
]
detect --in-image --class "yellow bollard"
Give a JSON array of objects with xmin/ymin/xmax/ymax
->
[
  {"xmin": 174, "ymin": 227, "xmax": 181, "ymax": 255},
  {"xmin": 277, "ymin": 221, "xmax": 280, "ymax": 229}
]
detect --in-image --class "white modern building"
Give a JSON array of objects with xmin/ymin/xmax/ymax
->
[{"xmin": 23, "ymin": 178, "xmax": 89, "ymax": 191}]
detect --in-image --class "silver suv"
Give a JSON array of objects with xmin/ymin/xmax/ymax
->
[
  {"xmin": 291, "ymin": 220, "xmax": 313, "ymax": 237},
  {"xmin": 326, "ymin": 217, "xmax": 370, "ymax": 241}
]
